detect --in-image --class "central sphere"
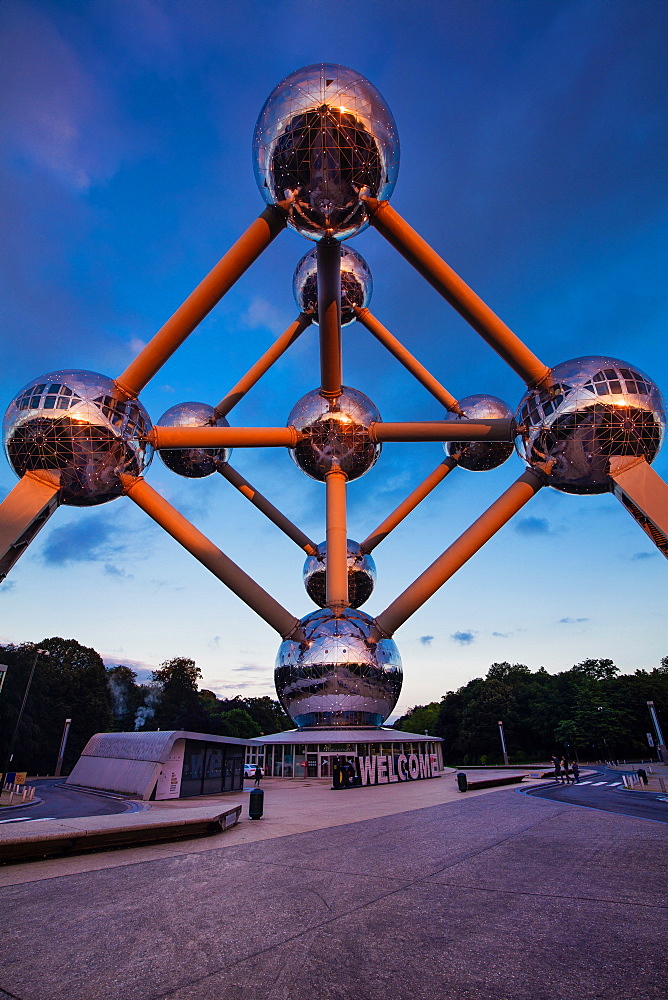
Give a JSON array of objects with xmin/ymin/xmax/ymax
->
[
  {"xmin": 515, "ymin": 356, "xmax": 665, "ymax": 494},
  {"xmin": 287, "ymin": 387, "xmax": 381, "ymax": 481},
  {"xmin": 303, "ymin": 539, "xmax": 376, "ymax": 609},
  {"xmin": 3, "ymin": 370, "xmax": 153, "ymax": 506},
  {"xmin": 443, "ymin": 394, "xmax": 514, "ymax": 471},
  {"xmin": 275, "ymin": 607, "xmax": 403, "ymax": 728},
  {"xmin": 253, "ymin": 63, "xmax": 399, "ymax": 241},
  {"xmin": 157, "ymin": 402, "xmax": 231, "ymax": 478},
  {"xmin": 293, "ymin": 245, "xmax": 372, "ymax": 325}
]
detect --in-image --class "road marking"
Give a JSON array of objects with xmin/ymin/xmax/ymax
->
[
  {"xmin": 610, "ymin": 782, "xmax": 622, "ymax": 786},
  {"xmin": 578, "ymin": 780, "xmax": 592, "ymax": 785},
  {"xmin": 592, "ymin": 781, "xmax": 608, "ymax": 785},
  {"xmin": 0, "ymin": 816, "xmax": 55, "ymax": 824}
]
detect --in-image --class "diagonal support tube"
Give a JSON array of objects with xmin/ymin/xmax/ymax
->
[
  {"xmin": 318, "ymin": 240, "xmax": 342, "ymax": 397},
  {"xmin": 325, "ymin": 469, "xmax": 349, "ymax": 609},
  {"xmin": 609, "ymin": 456, "xmax": 668, "ymax": 558},
  {"xmin": 361, "ymin": 458, "xmax": 457, "ymax": 553},
  {"xmin": 217, "ymin": 462, "xmax": 317, "ymax": 555},
  {"xmin": 371, "ymin": 419, "xmax": 514, "ymax": 443},
  {"xmin": 363, "ymin": 198, "xmax": 551, "ymax": 389},
  {"xmin": 149, "ymin": 426, "xmax": 298, "ymax": 449},
  {"xmin": 214, "ymin": 313, "xmax": 312, "ymax": 418},
  {"xmin": 115, "ymin": 206, "xmax": 287, "ymax": 399},
  {"xmin": 121, "ymin": 475, "xmax": 303, "ymax": 640},
  {"xmin": 0, "ymin": 472, "xmax": 61, "ymax": 582},
  {"xmin": 355, "ymin": 308, "xmax": 461, "ymax": 414},
  {"xmin": 373, "ymin": 470, "xmax": 543, "ymax": 638}
]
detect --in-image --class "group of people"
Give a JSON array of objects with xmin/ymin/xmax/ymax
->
[{"xmin": 551, "ymin": 755, "xmax": 580, "ymax": 783}]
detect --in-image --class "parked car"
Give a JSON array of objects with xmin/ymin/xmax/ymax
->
[{"xmin": 244, "ymin": 763, "xmax": 264, "ymax": 778}]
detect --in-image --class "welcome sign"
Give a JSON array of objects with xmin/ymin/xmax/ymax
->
[{"xmin": 333, "ymin": 752, "xmax": 440, "ymax": 789}]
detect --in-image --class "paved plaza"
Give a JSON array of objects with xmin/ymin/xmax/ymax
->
[{"xmin": 0, "ymin": 774, "xmax": 666, "ymax": 1000}]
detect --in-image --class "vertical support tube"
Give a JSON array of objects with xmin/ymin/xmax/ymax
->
[
  {"xmin": 115, "ymin": 206, "xmax": 287, "ymax": 399},
  {"xmin": 375, "ymin": 470, "xmax": 543, "ymax": 637},
  {"xmin": 317, "ymin": 240, "xmax": 342, "ymax": 397},
  {"xmin": 325, "ymin": 469, "xmax": 348, "ymax": 609}
]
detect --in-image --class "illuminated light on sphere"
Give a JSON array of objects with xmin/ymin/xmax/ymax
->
[
  {"xmin": 303, "ymin": 539, "xmax": 376, "ymax": 609},
  {"xmin": 275, "ymin": 607, "xmax": 403, "ymax": 728},
  {"xmin": 287, "ymin": 386, "xmax": 381, "ymax": 482},
  {"xmin": 444, "ymin": 394, "xmax": 515, "ymax": 471},
  {"xmin": 253, "ymin": 63, "xmax": 399, "ymax": 241},
  {"xmin": 515, "ymin": 356, "xmax": 665, "ymax": 495},
  {"xmin": 157, "ymin": 402, "xmax": 231, "ymax": 478},
  {"xmin": 3, "ymin": 370, "xmax": 153, "ymax": 506},
  {"xmin": 293, "ymin": 245, "xmax": 373, "ymax": 326}
]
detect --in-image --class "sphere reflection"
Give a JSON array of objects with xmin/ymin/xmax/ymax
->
[
  {"xmin": 157, "ymin": 402, "xmax": 230, "ymax": 478},
  {"xmin": 253, "ymin": 63, "xmax": 399, "ymax": 241},
  {"xmin": 303, "ymin": 539, "xmax": 376, "ymax": 609},
  {"xmin": 288, "ymin": 387, "xmax": 381, "ymax": 481},
  {"xmin": 275, "ymin": 607, "xmax": 403, "ymax": 728},
  {"xmin": 293, "ymin": 245, "xmax": 372, "ymax": 326},
  {"xmin": 515, "ymin": 356, "xmax": 665, "ymax": 494},
  {"xmin": 444, "ymin": 394, "xmax": 514, "ymax": 471},
  {"xmin": 3, "ymin": 370, "xmax": 152, "ymax": 506}
]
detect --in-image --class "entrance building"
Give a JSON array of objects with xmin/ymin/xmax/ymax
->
[{"xmin": 248, "ymin": 728, "xmax": 443, "ymax": 779}]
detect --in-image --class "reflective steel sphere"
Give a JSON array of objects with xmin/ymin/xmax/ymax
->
[
  {"xmin": 303, "ymin": 539, "xmax": 376, "ymax": 609},
  {"xmin": 444, "ymin": 394, "xmax": 515, "ymax": 471},
  {"xmin": 157, "ymin": 402, "xmax": 230, "ymax": 478},
  {"xmin": 288, "ymin": 387, "xmax": 381, "ymax": 481},
  {"xmin": 293, "ymin": 245, "xmax": 372, "ymax": 325},
  {"xmin": 275, "ymin": 607, "xmax": 403, "ymax": 728},
  {"xmin": 515, "ymin": 356, "xmax": 665, "ymax": 494},
  {"xmin": 3, "ymin": 370, "xmax": 153, "ymax": 506},
  {"xmin": 253, "ymin": 63, "xmax": 399, "ymax": 241}
]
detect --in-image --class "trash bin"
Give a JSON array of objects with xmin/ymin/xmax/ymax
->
[
  {"xmin": 637, "ymin": 768, "xmax": 648, "ymax": 785},
  {"xmin": 249, "ymin": 787, "xmax": 264, "ymax": 819},
  {"xmin": 457, "ymin": 772, "xmax": 468, "ymax": 793}
]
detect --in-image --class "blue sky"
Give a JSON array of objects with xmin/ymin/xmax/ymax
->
[{"xmin": 1, "ymin": 0, "xmax": 666, "ymax": 715}]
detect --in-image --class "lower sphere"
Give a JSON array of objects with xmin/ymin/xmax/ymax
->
[
  {"xmin": 275, "ymin": 607, "xmax": 402, "ymax": 728},
  {"xmin": 3, "ymin": 370, "xmax": 153, "ymax": 506},
  {"xmin": 303, "ymin": 539, "xmax": 376, "ymax": 608},
  {"xmin": 444, "ymin": 394, "xmax": 514, "ymax": 471},
  {"xmin": 288, "ymin": 386, "xmax": 381, "ymax": 482}
]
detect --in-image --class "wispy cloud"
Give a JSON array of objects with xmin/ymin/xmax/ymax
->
[
  {"xmin": 631, "ymin": 551, "xmax": 657, "ymax": 561},
  {"xmin": 451, "ymin": 631, "xmax": 475, "ymax": 645},
  {"xmin": 558, "ymin": 617, "xmax": 589, "ymax": 625},
  {"xmin": 419, "ymin": 635, "xmax": 434, "ymax": 646},
  {"xmin": 515, "ymin": 516, "xmax": 552, "ymax": 536},
  {"xmin": 42, "ymin": 518, "xmax": 124, "ymax": 567}
]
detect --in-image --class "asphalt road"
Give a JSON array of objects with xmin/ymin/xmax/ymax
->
[
  {"xmin": 523, "ymin": 765, "xmax": 668, "ymax": 824},
  {"xmin": 0, "ymin": 778, "xmax": 132, "ymax": 823}
]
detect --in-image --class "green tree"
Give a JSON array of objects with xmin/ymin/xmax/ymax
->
[
  {"xmin": 147, "ymin": 657, "xmax": 207, "ymax": 731},
  {"xmin": 394, "ymin": 701, "xmax": 442, "ymax": 735}
]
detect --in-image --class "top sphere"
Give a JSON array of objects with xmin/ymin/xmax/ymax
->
[
  {"xmin": 253, "ymin": 63, "xmax": 399, "ymax": 241},
  {"xmin": 157, "ymin": 402, "xmax": 231, "ymax": 479},
  {"xmin": 293, "ymin": 245, "xmax": 373, "ymax": 326},
  {"xmin": 3, "ymin": 370, "xmax": 153, "ymax": 506},
  {"xmin": 515, "ymin": 356, "xmax": 665, "ymax": 494},
  {"xmin": 443, "ymin": 394, "xmax": 515, "ymax": 471}
]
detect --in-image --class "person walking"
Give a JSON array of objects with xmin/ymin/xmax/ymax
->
[
  {"xmin": 552, "ymin": 755, "xmax": 561, "ymax": 783},
  {"xmin": 572, "ymin": 760, "xmax": 580, "ymax": 783},
  {"xmin": 561, "ymin": 757, "xmax": 571, "ymax": 784},
  {"xmin": 253, "ymin": 765, "xmax": 262, "ymax": 786}
]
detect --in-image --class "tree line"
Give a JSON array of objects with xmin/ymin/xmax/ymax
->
[
  {"xmin": 0, "ymin": 638, "xmax": 290, "ymax": 777},
  {"xmin": 394, "ymin": 657, "xmax": 668, "ymax": 764}
]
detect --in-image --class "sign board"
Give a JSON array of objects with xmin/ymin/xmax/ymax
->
[
  {"xmin": 333, "ymin": 752, "xmax": 439, "ymax": 788},
  {"xmin": 155, "ymin": 740, "xmax": 186, "ymax": 799},
  {"xmin": 13, "ymin": 772, "xmax": 27, "ymax": 785}
]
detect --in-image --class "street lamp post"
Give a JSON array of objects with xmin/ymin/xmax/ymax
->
[
  {"xmin": 498, "ymin": 720, "xmax": 509, "ymax": 766},
  {"xmin": 0, "ymin": 664, "xmax": 7, "ymax": 697},
  {"xmin": 54, "ymin": 718, "xmax": 72, "ymax": 778},
  {"xmin": 2, "ymin": 646, "xmax": 48, "ymax": 784},
  {"xmin": 647, "ymin": 701, "xmax": 666, "ymax": 763}
]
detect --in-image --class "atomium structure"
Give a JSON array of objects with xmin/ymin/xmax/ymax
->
[{"xmin": 1, "ymin": 63, "xmax": 667, "ymax": 732}]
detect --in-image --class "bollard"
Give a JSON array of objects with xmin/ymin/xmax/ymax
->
[
  {"xmin": 249, "ymin": 787, "xmax": 264, "ymax": 820},
  {"xmin": 456, "ymin": 772, "xmax": 468, "ymax": 793}
]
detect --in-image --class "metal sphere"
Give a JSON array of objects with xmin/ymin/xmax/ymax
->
[
  {"xmin": 275, "ymin": 607, "xmax": 403, "ymax": 728},
  {"xmin": 253, "ymin": 63, "xmax": 399, "ymax": 241},
  {"xmin": 157, "ymin": 402, "xmax": 230, "ymax": 478},
  {"xmin": 444, "ymin": 394, "xmax": 515, "ymax": 471},
  {"xmin": 287, "ymin": 387, "xmax": 381, "ymax": 482},
  {"xmin": 3, "ymin": 370, "xmax": 153, "ymax": 506},
  {"xmin": 515, "ymin": 356, "xmax": 665, "ymax": 495},
  {"xmin": 303, "ymin": 539, "xmax": 376, "ymax": 609},
  {"xmin": 293, "ymin": 245, "xmax": 372, "ymax": 326}
]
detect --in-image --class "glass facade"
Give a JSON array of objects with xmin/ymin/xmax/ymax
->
[
  {"xmin": 248, "ymin": 738, "xmax": 443, "ymax": 779},
  {"xmin": 180, "ymin": 739, "xmax": 244, "ymax": 797}
]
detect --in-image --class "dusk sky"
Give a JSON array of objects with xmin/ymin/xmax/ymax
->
[{"xmin": 1, "ymin": 0, "xmax": 666, "ymax": 717}]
